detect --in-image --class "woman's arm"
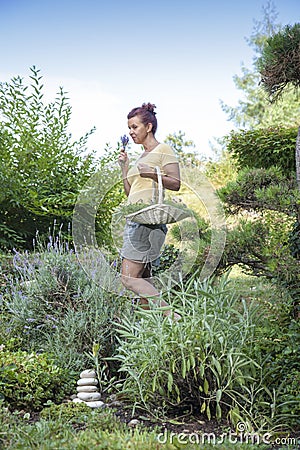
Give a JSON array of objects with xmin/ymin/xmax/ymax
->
[{"xmin": 137, "ymin": 162, "xmax": 180, "ymax": 191}]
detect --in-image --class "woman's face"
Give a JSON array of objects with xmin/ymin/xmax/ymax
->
[{"xmin": 128, "ymin": 115, "xmax": 151, "ymax": 144}]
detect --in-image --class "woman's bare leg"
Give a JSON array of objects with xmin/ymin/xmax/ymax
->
[
  {"xmin": 138, "ymin": 263, "xmax": 153, "ymax": 308},
  {"xmin": 121, "ymin": 258, "xmax": 179, "ymax": 319}
]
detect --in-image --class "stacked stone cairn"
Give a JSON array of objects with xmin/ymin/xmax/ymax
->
[{"xmin": 72, "ymin": 369, "xmax": 104, "ymax": 408}]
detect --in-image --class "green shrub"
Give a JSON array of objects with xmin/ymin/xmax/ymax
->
[
  {"xmin": 152, "ymin": 244, "xmax": 179, "ymax": 275},
  {"xmin": 0, "ymin": 349, "xmax": 75, "ymax": 411},
  {"xmin": 0, "ymin": 67, "xmax": 99, "ymax": 250},
  {"xmin": 0, "ymin": 67, "xmax": 126, "ymax": 251},
  {"xmin": 216, "ymin": 165, "xmax": 300, "ymax": 308},
  {"xmin": 225, "ymin": 126, "xmax": 298, "ymax": 174},
  {"xmin": 289, "ymin": 220, "xmax": 300, "ymax": 259},
  {"xmin": 166, "ymin": 215, "xmax": 218, "ymax": 281}
]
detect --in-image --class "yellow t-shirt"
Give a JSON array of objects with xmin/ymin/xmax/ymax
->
[{"xmin": 127, "ymin": 143, "xmax": 178, "ymax": 204}]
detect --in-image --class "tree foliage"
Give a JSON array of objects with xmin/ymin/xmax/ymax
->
[
  {"xmin": 220, "ymin": 2, "xmax": 299, "ymax": 129},
  {"xmin": 164, "ymin": 131, "xmax": 201, "ymax": 166},
  {"xmin": 215, "ymin": 5, "xmax": 300, "ymax": 314},
  {"xmin": 257, "ymin": 21, "xmax": 300, "ymax": 190},
  {"xmin": 225, "ymin": 126, "xmax": 298, "ymax": 174},
  {"xmin": 258, "ymin": 23, "xmax": 300, "ymax": 101},
  {"xmin": 218, "ymin": 166, "xmax": 299, "ymax": 216},
  {"xmin": 217, "ymin": 162, "xmax": 300, "ymax": 312}
]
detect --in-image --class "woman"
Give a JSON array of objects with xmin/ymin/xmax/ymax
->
[{"xmin": 118, "ymin": 102, "xmax": 181, "ymax": 320}]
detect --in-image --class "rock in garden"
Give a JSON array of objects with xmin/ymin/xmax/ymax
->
[
  {"xmin": 80, "ymin": 369, "xmax": 97, "ymax": 378},
  {"xmin": 77, "ymin": 392, "xmax": 102, "ymax": 402},
  {"xmin": 84, "ymin": 400, "xmax": 105, "ymax": 408},
  {"xmin": 72, "ymin": 397, "xmax": 85, "ymax": 403},
  {"xmin": 77, "ymin": 377, "xmax": 98, "ymax": 386},
  {"xmin": 128, "ymin": 419, "xmax": 140, "ymax": 428},
  {"xmin": 76, "ymin": 385, "xmax": 99, "ymax": 393}
]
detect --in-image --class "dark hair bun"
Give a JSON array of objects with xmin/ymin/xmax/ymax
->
[{"xmin": 142, "ymin": 102, "xmax": 156, "ymax": 115}]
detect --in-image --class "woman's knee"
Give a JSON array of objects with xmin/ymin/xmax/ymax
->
[{"xmin": 120, "ymin": 273, "xmax": 135, "ymax": 290}]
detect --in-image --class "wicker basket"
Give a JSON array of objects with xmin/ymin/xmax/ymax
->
[{"xmin": 126, "ymin": 166, "xmax": 191, "ymax": 225}]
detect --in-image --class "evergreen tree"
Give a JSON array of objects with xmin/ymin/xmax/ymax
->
[
  {"xmin": 220, "ymin": 1, "xmax": 299, "ymax": 129},
  {"xmin": 258, "ymin": 22, "xmax": 300, "ymax": 190}
]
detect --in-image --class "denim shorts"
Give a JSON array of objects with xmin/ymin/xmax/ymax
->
[{"xmin": 121, "ymin": 220, "xmax": 167, "ymax": 266}]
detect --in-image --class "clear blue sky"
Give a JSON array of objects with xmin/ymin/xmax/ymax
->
[{"xmin": 1, "ymin": 0, "xmax": 299, "ymax": 158}]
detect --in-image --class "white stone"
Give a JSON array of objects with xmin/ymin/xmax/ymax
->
[
  {"xmin": 77, "ymin": 385, "xmax": 99, "ymax": 393},
  {"xmin": 84, "ymin": 400, "xmax": 105, "ymax": 408},
  {"xmin": 77, "ymin": 377, "xmax": 98, "ymax": 386},
  {"xmin": 72, "ymin": 398, "xmax": 85, "ymax": 403},
  {"xmin": 77, "ymin": 392, "xmax": 102, "ymax": 402},
  {"xmin": 128, "ymin": 419, "xmax": 140, "ymax": 427},
  {"xmin": 80, "ymin": 369, "xmax": 97, "ymax": 378}
]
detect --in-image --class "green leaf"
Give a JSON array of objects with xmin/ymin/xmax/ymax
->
[
  {"xmin": 182, "ymin": 358, "xmax": 187, "ymax": 378},
  {"xmin": 216, "ymin": 388, "xmax": 222, "ymax": 403},
  {"xmin": 216, "ymin": 402, "xmax": 222, "ymax": 420},
  {"xmin": 203, "ymin": 378, "xmax": 209, "ymax": 395},
  {"xmin": 199, "ymin": 364, "xmax": 205, "ymax": 378},
  {"xmin": 167, "ymin": 372, "xmax": 173, "ymax": 392},
  {"xmin": 206, "ymin": 403, "xmax": 211, "ymax": 420},
  {"xmin": 211, "ymin": 355, "xmax": 222, "ymax": 376}
]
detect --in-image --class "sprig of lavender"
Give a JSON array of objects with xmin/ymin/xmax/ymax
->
[{"xmin": 120, "ymin": 134, "xmax": 129, "ymax": 150}]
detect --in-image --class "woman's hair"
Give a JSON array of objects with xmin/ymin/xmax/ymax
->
[{"xmin": 127, "ymin": 102, "xmax": 157, "ymax": 135}]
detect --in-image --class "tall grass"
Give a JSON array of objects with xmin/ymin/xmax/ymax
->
[
  {"xmin": 112, "ymin": 275, "xmax": 261, "ymax": 423},
  {"xmin": 111, "ymin": 271, "xmax": 300, "ymax": 432}
]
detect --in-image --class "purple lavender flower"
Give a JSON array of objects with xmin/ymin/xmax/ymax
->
[{"xmin": 120, "ymin": 134, "xmax": 129, "ymax": 150}]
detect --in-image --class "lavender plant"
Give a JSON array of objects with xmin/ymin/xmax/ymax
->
[
  {"xmin": 120, "ymin": 134, "xmax": 129, "ymax": 150},
  {"xmin": 2, "ymin": 233, "xmax": 130, "ymax": 371}
]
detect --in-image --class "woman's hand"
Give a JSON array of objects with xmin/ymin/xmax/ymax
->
[
  {"xmin": 118, "ymin": 150, "xmax": 129, "ymax": 171},
  {"xmin": 137, "ymin": 162, "xmax": 154, "ymax": 178},
  {"xmin": 138, "ymin": 162, "xmax": 181, "ymax": 191}
]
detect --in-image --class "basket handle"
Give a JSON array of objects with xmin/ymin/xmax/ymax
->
[{"xmin": 152, "ymin": 166, "xmax": 164, "ymax": 204}]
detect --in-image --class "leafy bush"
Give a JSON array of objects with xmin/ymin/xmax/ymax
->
[
  {"xmin": 0, "ymin": 67, "xmax": 99, "ymax": 249},
  {"xmin": 167, "ymin": 215, "xmax": 218, "ymax": 281},
  {"xmin": 152, "ymin": 244, "xmax": 179, "ymax": 275},
  {"xmin": 289, "ymin": 220, "xmax": 300, "ymax": 259},
  {"xmin": 225, "ymin": 126, "xmax": 298, "ymax": 174},
  {"xmin": 0, "ymin": 67, "xmax": 125, "ymax": 250},
  {"xmin": 0, "ymin": 349, "xmax": 75, "ymax": 411}
]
